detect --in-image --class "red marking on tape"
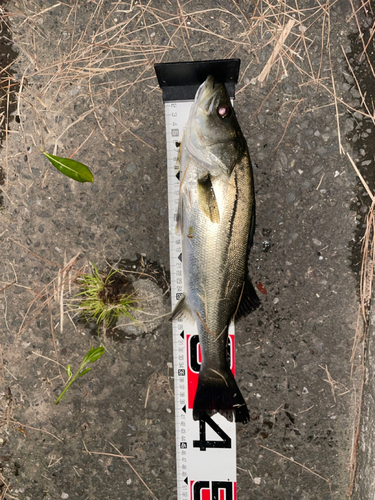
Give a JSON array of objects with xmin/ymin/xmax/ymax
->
[{"xmin": 189, "ymin": 481, "xmax": 237, "ymax": 500}]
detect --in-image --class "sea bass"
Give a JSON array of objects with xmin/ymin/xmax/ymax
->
[{"xmin": 172, "ymin": 75, "xmax": 259, "ymax": 423}]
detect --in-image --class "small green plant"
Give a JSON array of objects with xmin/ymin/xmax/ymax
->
[
  {"xmin": 74, "ymin": 263, "xmax": 138, "ymax": 327},
  {"xmin": 55, "ymin": 346, "xmax": 105, "ymax": 404}
]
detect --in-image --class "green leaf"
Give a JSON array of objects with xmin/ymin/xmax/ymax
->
[
  {"xmin": 54, "ymin": 346, "xmax": 105, "ymax": 405},
  {"xmin": 79, "ymin": 368, "xmax": 91, "ymax": 377},
  {"xmin": 43, "ymin": 152, "xmax": 94, "ymax": 183},
  {"xmin": 82, "ymin": 346, "xmax": 105, "ymax": 364}
]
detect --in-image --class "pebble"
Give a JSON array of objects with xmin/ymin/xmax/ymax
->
[
  {"xmin": 345, "ymin": 118, "xmax": 355, "ymax": 133},
  {"xmin": 126, "ymin": 163, "xmax": 137, "ymax": 173},
  {"xmin": 69, "ymin": 85, "xmax": 80, "ymax": 96},
  {"xmin": 262, "ymin": 240, "xmax": 271, "ymax": 252},
  {"xmin": 350, "ymin": 88, "xmax": 361, "ymax": 99},
  {"xmin": 37, "ymin": 211, "xmax": 52, "ymax": 218},
  {"xmin": 343, "ymin": 72, "xmax": 354, "ymax": 84},
  {"xmin": 115, "ymin": 226, "xmax": 130, "ymax": 241},
  {"xmin": 312, "ymin": 166, "xmax": 323, "ymax": 175},
  {"xmin": 278, "ymin": 151, "xmax": 288, "ymax": 168},
  {"xmin": 302, "ymin": 387, "xmax": 309, "ymax": 394},
  {"xmin": 287, "ymin": 191, "xmax": 295, "ymax": 203},
  {"xmin": 313, "ymin": 238, "xmax": 322, "ymax": 246},
  {"xmin": 61, "ymin": 494, "xmax": 69, "ymax": 499}
]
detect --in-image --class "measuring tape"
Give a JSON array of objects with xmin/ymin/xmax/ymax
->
[{"xmin": 155, "ymin": 60, "xmax": 241, "ymax": 500}]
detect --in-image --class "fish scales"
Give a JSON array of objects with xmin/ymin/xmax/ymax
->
[{"xmin": 172, "ymin": 75, "xmax": 259, "ymax": 423}]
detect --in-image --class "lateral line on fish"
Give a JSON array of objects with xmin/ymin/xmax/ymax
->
[
  {"xmin": 195, "ymin": 310, "xmax": 216, "ymax": 337},
  {"xmin": 227, "ymin": 169, "xmax": 239, "ymax": 245},
  {"xmin": 209, "ymin": 368, "xmax": 229, "ymax": 387}
]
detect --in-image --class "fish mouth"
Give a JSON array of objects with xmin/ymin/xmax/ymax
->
[{"xmin": 195, "ymin": 75, "xmax": 224, "ymax": 109}]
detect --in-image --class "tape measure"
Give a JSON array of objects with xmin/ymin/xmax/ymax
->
[{"xmin": 155, "ymin": 60, "xmax": 241, "ymax": 500}]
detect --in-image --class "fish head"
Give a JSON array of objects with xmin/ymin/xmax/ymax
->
[{"xmin": 186, "ymin": 75, "xmax": 246, "ymax": 176}]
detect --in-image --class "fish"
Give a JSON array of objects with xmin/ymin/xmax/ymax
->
[{"xmin": 171, "ymin": 75, "xmax": 259, "ymax": 423}]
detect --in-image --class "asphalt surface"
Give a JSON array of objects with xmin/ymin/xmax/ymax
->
[{"xmin": 0, "ymin": 1, "xmax": 374, "ymax": 499}]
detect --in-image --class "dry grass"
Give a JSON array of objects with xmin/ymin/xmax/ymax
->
[{"xmin": 1, "ymin": 0, "xmax": 372, "ymax": 171}]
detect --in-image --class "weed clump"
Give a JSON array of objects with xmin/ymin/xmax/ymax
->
[{"xmin": 74, "ymin": 263, "xmax": 137, "ymax": 328}]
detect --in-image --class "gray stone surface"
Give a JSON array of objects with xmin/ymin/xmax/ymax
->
[{"xmin": 116, "ymin": 278, "xmax": 169, "ymax": 336}]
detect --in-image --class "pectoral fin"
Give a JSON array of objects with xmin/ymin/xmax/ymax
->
[
  {"xmin": 170, "ymin": 294, "xmax": 193, "ymax": 322},
  {"xmin": 197, "ymin": 174, "xmax": 220, "ymax": 223}
]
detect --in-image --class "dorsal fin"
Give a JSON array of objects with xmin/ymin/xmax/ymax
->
[
  {"xmin": 235, "ymin": 271, "xmax": 260, "ymax": 321},
  {"xmin": 235, "ymin": 190, "xmax": 259, "ymax": 320}
]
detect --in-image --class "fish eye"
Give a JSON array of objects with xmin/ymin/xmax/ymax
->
[{"xmin": 217, "ymin": 104, "xmax": 231, "ymax": 119}]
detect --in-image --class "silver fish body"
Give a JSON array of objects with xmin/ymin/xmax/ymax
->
[{"xmin": 172, "ymin": 76, "xmax": 259, "ymax": 423}]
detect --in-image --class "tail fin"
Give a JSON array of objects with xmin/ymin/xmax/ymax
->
[{"xmin": 193, "ymin": 367, "xmax": 250, "ymax": 424}]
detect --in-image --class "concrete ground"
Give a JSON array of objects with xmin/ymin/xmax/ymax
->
[{"xmin": 0, "ymin": 1, "xmax": 374, "ymax": 499}]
